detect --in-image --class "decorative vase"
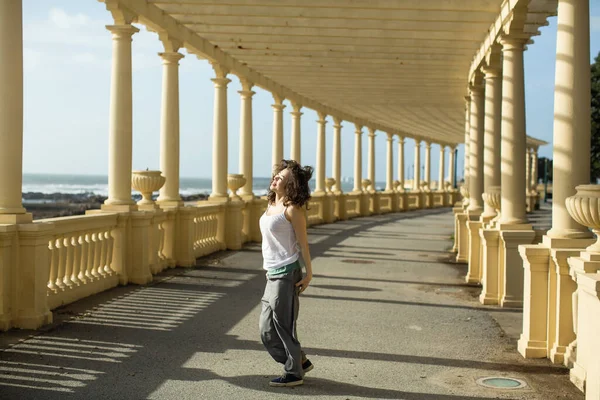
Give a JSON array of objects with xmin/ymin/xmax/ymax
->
[
  {"xmin": 132, "ymin": 170, "xmax": 166, "ymax": 205},
  {"xmin": 325, "ymin": 177, "xmax": 336, "ymax": 193},
  {"xmin": 227, "ymin": 174, "xmax": 246, "ymax": 200},
  {"xmin": 566, "ymin": 184, "xmax": 600, "ymax": 252},
  {"xmin": 393, "ymin": 180, "xmax": 401, "ymax": 191},
  {"xmin": 482, "ymin": 185, "xmax": 501, "ymax": 221},
  {"xmin": 361, "ymin": 179, "xmax": 372, "ymax": 192}
]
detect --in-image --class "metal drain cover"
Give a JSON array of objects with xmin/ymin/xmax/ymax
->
[{"xmin": 476, "ymin": 377, "xmax": 527, "ymax": 390}]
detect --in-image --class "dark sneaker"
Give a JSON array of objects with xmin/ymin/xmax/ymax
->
[
  {"xmin": 302, "ymin": 359, "xmax": 314, "ymax": 373},
  {"xmin": 269, "ymin": 374, "xmax": 304, "ymax": 387}
]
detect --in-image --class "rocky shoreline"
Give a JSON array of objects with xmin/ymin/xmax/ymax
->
[{"xmin": 23, "ymin": 192, "xmax": 209, "ymax": 220}]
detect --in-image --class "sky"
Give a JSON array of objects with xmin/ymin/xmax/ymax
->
[{"xmin": 20, "ymin": 1, "xmax": 600, "ymax": 183}]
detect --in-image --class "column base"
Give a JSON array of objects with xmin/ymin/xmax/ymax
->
[
  {"xmin": 518, "ymin": 335, "xmax": 548, "ymax": 358},
  {"xmin": 157, "ymin": 199, "xmax": 184, "ymax": 208},
  {"xmin": 13, "ymin": 311, "xmax": 53, "ymax": 330},
  {"xmin": 500, "ymin": 296, "xmax": 523, "ymax": 308},
  {"xmin": 101, "ymin": 204, "xmax": 138, "ymax": 212},
  {"xmin": 0, "ymin": 212, "xmax": 33, "ymax": 224},
  {"xmin": 479, "ymin": 228, "xmax": 501, "ymax": 305},
  {"xmin": 207, "ymin": 194, "xmax": 229, "ymax": 204},
  {"xmin": 570, "ymin": 361, "xmax": 587, "ymax": 392},
  {"xmin": 550, "ymin": 345, "xmax": 567, "ymax": 364},
  {"xmin": 499, "ymin": 226, "xmax": 536, "ymax": 309}
]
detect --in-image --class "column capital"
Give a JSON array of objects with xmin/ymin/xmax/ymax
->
[
  {"xmin": 239, "ymin": 77, "xmax": 254, "ymax": 92},
  {"xmin": 367, "ymin": 127, "xmax": 376, "ymax": 137},
  {"xmin": 499, "ymin": 35, "xmax": 528, "ymax": 51},
  {"xmin": 272, "ymin": 93, "xmax": 285, "ymax": 105},
  {"xmin": 354, "ymin": 124, "xmax": 363, "ymax": 135},
  {"xmin": 414, "ymin": 139, "xmax": 422, "ymax": 147},
  {"xmin": 158, "ymin": 32, "xmax": 182, "ymax": 53},
  {"xmin": 238, "ymin": 90, "xmax": 255, "ymax": 98},
  {"xmin": 317, "ymin": 111, "xmax": 327, "ymax": 122},
  {"xmin": 211, "ymin": 77, "xmax": 231, "ymax": 88},
  {"xmin": 104, "ymin": 0, "xmax": 137, "ymax": 25},
  {"xmin": 398, "ymin": 137, "xmax": 405, "ymax": 145},
  {"xmin": 333, "ymin": 116, "xmax": 343, "ymax": 127},
  {"xmin": 106, "ymin": 24, "xmax": 139, "ymax": 39},
  {"xmin": 272, "ymin": 103, "xmax": 286, "ymax": 111},
  {"xmin": 386, "ymin": 132, "xmax": 394, "ymax": 141},
  {"xmin": 210, "ymin": 61, "xmax": 229, "ymax": 79},
  {"xmin": 424, "ymin": 141, "xmax": 431, "ymax": 150},
  {"xmin": 291, "ymin": 101, "xmax": 302, "ymax": 113},
  {"xmin": 482, "ymin": 66, "xmax": 502, "ymax": 79},
  {"xmin": 469, "ymin": 83, "xmax": 485, "ymax": 95},
  {"xmin": 290, "ymin": 111, "xmax": 303, "ymax": 118},
  {"xmin": 158, "ymin": 51, "xmax": 184, "ymax": 64}
]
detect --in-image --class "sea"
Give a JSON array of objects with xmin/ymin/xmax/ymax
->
[{"xmin": 22, "ymin": 173, "xmax": 367, "ymax": 199}]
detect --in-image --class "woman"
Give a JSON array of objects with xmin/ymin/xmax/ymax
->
[{"xmin": 259, "ymin": 159, "xmax": 314, "ymax": 387}]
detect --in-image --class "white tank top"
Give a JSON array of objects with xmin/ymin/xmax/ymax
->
[{"xmin": 259, "ymin": 205, "xmax": 300, "ymax": 270}]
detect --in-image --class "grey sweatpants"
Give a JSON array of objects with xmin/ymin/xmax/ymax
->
[{"xmin": 259, "ymin": 268, "xmax": 304, "ymax": 378}]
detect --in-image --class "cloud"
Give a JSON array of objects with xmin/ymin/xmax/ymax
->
[
  {"xmin": 592, "ymin": 16, "xmax": 600, "ymax": 32},
  {"xmin": 49, "ymin": 8, "xmax": 91, "ymax": 29}
]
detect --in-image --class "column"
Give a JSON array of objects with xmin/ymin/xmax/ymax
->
[
  {"xmin": 438, "ymin": 145, "xmax": 445, "ymax": 191},
  {"xmin": 0, "ymin": 0, "xmax": 29, "ymax": 222},
  {"xmin": 386, "ymin": 133, "xmax": 394, "ymax": 191},
  {"xmin": 103, "ymin": 24, "xmax": 139, "ymax": 208},
  {"xmin": 238, "ymin": 78, "xmax": 254, "ymax": 198},
  {"xmin": 546, "ymin": 0, "xmax": 591, "ymax": 238},
  {"xmin": 353, "ymin": 125, "xmax": 362, "ymax": 192},
  {"xmin": 398, "ymin": 137, "xmax": 405, "ymax": 190},
  {"xmin": 271, "ymin": 94, "xmax": 285, "ymax": 169},
  {"xmin": 290, "ymin": 102, "xmax": 302, "ymax": 163},
  {"xmin": 525, "ymin": 148, "xmax": 531, "ymax": 192},
  {"xmin": 482, "ymin": 64, "xmax": 502, "ymax": 218},
  {"xmin": 424, "ymin": 142, "xmax": 431, "ymax": 189},
  {"xmin": 413, "ymin": 140, "xmax": 421, "ymax": 191},
  {"xmin": 367, "ymin": 127, "xmax": 376, "ymax": 191},
  {"xmin": 463, "ymin": 96, "xmax": 471, "ymax": 184},
  {"xmin": 332, "ymin": 117, "xmax": 342, "ymax": 193},
  {"xmin": 530, "ymin": 149, "xmax": 538, "ymax": 192},
  {"xmin": 209, "ymin": 63, "xmax": 230, "ymax": 200},
  {"xmin": 498, "ymin": 37, "xmax": 529, "ymax": 225},
  {"xmin": 468, "ymin": 82, "xmax": 485, "ymax": 214},
  {"xmin": 315, "ymin": 112, "xmax": 327, "ymax": 194},
  {"xmin": 448, "ymin": 146, "xmax": 456, "ymax": 188},
  {"xmin": 157, "ymin": 51, "xmax": 184, "ymax": 205}
]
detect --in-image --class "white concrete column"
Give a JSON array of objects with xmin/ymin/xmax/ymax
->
[
  {"xmin": 315, "ymin": 112, "xmax": 327, "ymax": 194},
  {"xmin": 386, "ymin": 133, "xmax": 394, "ymax": 191},
  {"xmin": 367, "ymin": 128, "xmax": 376, "ymax": 191},
  {"xmin": 464, "ymin": 96, "xmax": 471, "ymax": 184},
  {"xmin": 332, "ymin": 117, "xmax": 342, "ymax": 193},
  {"xmin": 104, "ymin": 24, "xmax": 139, "ymax": 207},
  {"xmin": 482, "ymin": 65, "xmax": 502, "ymax": 217},
  {"xmin": 468, "ymin": 82, "xmax": 485, "ymax": 214},
  {"xmin": 547, "ymin": 0, "xmax": 592, "ymax": 238},
  {"xmin": 398, "ymin": 137, "xmax": 405, "ymax": 190},
  {"xmin": 438, "ymin": 145, "xmax": 445, "ymax": 191},
  {"xmin": 448, "ymin": 146, "xmax": 456, "ymax": 188},
  {"xmin": 209, "ymin": 63, "xmax": 230, "ymax": 200},
  {"xmin": 498, "ymin": 37, "xmax": 528, "ymax": 224},
  {"xmin": 424, "ymin": 142, "xmax": 431, "ymax": 189},
  {"xmin": 531, "ymin": 149, "xmax": 538, "ymax": 192},
  {"xmin": 0, "ymin": 0, "xmax": 28, "ymax": 220},
  {"xmin": 157, "ymin": 51, "xmax": 184, "ymax": 205},
  {"xmin": 238, "ymin": 78, "xmax": 255, "ymax": 198},
  {"xmin": 353, "ymin": 125, "xmax": 363, "ymax": 192},
  {"xmin": 290, "ymin": 102, "xmax": 302, "ymax": 163},
  {"xmin": 271, "ymin": 94, "xmax": 285, "ymax": 169},
  {"xmin": 413, "ymin": 140, "xmax": 421, "ymax": 191}
]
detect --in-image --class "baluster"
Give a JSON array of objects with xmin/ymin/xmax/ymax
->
[
  {"xmin": 158, "ymin": 221, "xmax": 165, "ymax": 262},
  {"xmin": 77, "ymin": 234, "xmax": 87, "ymax": 284},
  {"xmin": 104, "ymin": 230, "xmax": 114, "ymax": 275},
  {"xmin": 97, "ymin": 230, "xmax": 107, "ymax": 278},
  {"xmin": 194, "ymin": 216, "xmax": 199, "ymax": 250},
  {"xmin": 63, "ymin": 237, "xmax": 74, "ymax": 288},
  {"xmin": 47, "ymin": 237, "xmax": 58, "ymax": 293},
  {"xmin": 90, "ymin": 232, "xmax": 100, "ymax": 279},
  {"xmin": 70, "ymin": 235, "xmax": 81, "ymax": 286},
  {"xmin": 85, "ymin": 231, "xmax": 95, "ymax": 281},
  {"xmin": 211, "ymin": 215, "xmax": 217, "ymax": 246},
  {"xmin": 55, "ymin": 237, "xmax": 66, "ymax": 290}
]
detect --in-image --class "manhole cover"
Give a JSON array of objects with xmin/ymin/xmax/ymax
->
[
  {"xmin": 341, "ymin": 259, "xmax": 375, "ymax": 264},
  {"xmin": 476, "ymin": 377, "xmax": 527, "ymax": 390}
]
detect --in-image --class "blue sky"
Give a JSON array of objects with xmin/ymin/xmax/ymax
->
[{"xmin": 21, "ymin": 1, "xmax": 600, "ymax": 183}]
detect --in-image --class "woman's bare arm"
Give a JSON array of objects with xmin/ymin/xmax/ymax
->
[{"xmin": 289, "ymin": 205, "xmax": 312, "ymax": 293}]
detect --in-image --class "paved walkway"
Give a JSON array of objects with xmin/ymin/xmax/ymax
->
[{"xmin": 0, "ymin": 208, "xmax": 582, "ymax": 399}]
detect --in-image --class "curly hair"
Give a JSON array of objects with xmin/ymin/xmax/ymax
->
[{"xmin": 267, "ymin": 159, "xmax": 313, "ymax": 208}]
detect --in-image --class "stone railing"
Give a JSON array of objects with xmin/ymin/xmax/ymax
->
[
  {"xmin": 345, "ymin": 192, "xmax": 361, "ymax": 219},
  {"xmin": 40, "ymin": 214, "xmax": 120, "ymax": 311},
  {"xmin": 307, "ymin": 196, "xmax": 323, "ymax": 226},
  {"xmin": 406, "ymin": 192, "xmax": 420, "ymax": 210},
  {"xmin": 193, "ymin": 203, "xmax": 224, "ymax": 259}
]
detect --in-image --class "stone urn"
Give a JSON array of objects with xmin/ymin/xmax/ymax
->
[
  {"xmin": 361, "ymin": 178, "xmax": 372, "ymax": 192},
  {"xmin": 482, "ymin": 185, "xmax": 501, "ymax": 221},
  {"xmin": 227, "ymin": 174, "xmax": 246, "ymax": 200},
  {"xmin": 420, "ymin": 181, "xmax": 430, "ymax": 192},
  {"xmin": 132, "ymin": 170, "xmax": 166, "ymax": 205},
  {"xmin": 393, "ymin": 180, "xmax": 401, "ymax": 191},
  {"xmin": 566, "ymin": 185, "xmax": 600, "ymax": 252},
  {"xmin": 460, "ymin": 183, "xmax": 470, "ymax": 206},
  {"xmin": 445, "ymin": 182, "xmax": 453, "ymax": 192},
  {"xmin": 325, "ymin": 177, "xmax": 336, "ymax": 193}
]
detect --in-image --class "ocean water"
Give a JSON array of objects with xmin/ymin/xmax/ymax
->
[{"xmin": 22, "ymin": 173, "xmax": 363, "ymax": 197}]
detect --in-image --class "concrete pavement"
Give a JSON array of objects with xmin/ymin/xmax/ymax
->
[{"xmin": 0, "ymin": 208, "xmax": 582, "ymax": 399}]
